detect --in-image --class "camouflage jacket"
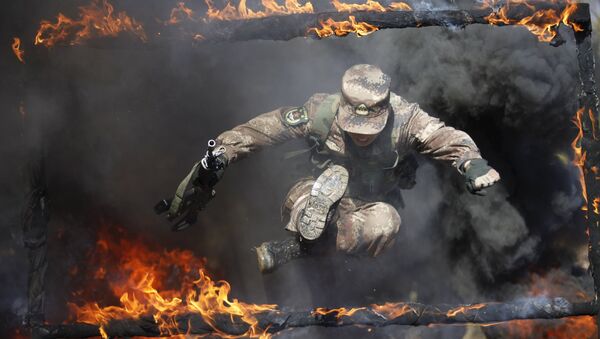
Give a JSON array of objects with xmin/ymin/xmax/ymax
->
[{"xmin": 216, "ymin": 92, "xmax": 482, "ymax": 198}]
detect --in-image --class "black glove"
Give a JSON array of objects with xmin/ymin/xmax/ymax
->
[
  {"xmin": 155, "ymin": 140, "xmax": 227, "ymax": 231},
  {"xmin": 463, "ymin": 158, "xmax": 499, "ymax": 194}
]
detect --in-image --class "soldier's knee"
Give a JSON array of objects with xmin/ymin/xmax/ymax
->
[
  {"xmin": 335, "ymin": 202, "xmax": 400, "ymax": 255},
  {"xmin": 368, "ymin": 202, "xmax": 401, "ymax": 237}
]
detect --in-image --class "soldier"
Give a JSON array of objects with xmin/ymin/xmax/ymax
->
[{"xmin": 158, "ymin": 64, "xmax": 500, "ymax": 273}]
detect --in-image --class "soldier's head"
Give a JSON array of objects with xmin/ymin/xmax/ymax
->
[{"xmin": 338, "ymin": 64, "xmax": 391, "ymax": 147}]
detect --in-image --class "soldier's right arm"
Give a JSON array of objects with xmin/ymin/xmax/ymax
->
[{"xmin": 215, "ymin": 94, "xmax": 327, "ymax": 164}]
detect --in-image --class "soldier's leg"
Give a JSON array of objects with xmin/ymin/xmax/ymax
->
[
  {"xmin": 255, "ymin": 178, "xmax": 314, "ymax": 273},
  {"xmin": 336, "ymin": 201, "xmax": 401, "ymax": 257},
  {"xmin": 255, "ymin": 166, "xmax": 349, "ymax": 272}
]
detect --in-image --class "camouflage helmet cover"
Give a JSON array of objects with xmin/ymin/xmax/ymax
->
[{"xmin": 337, "ymin": 64, "xmax": 391, "ymax": 135}]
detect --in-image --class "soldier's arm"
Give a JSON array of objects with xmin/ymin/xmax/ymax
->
[
  {"xmin": 405, "ymin": 103, "xmax": 500, "ymax": 192},
  {"xmin": 215, "ymin": 95, "xmax": 324, "ymax": 164},
  {"xmin": 406, "ymin": 104, "xmax": 481, "ymax": 170}
]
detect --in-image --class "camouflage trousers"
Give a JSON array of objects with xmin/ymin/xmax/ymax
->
[{"xmin": 282, "ymin": 178, "xmax": 401, "ymax": 257}]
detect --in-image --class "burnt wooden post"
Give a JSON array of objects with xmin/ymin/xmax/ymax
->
[
  {"xmin": 572, "ymin": 3, "xmax": 600, "ymax": 335},
  {"xmin": 22, "ymin": 155, "xmax": 49, "ymax": 332},
  {"xmin": 19, "ymin": 46, "xmax": 50, "ymax": 336},
  {"xmin": 32, "ymin": 298, "xmax": 600, "ymax": 338}
]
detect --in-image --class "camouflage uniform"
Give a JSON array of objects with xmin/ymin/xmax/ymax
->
[{"xmin": 216, "ymin": 66, "xmax": 481, "ymax": 257}]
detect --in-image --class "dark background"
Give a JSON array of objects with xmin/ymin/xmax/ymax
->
[{"xmin": 1, "ymin": 0, "xmax": 599, "ymax": 338}]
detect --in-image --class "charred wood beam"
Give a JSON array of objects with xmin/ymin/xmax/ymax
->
[
  {"xmin": 50, "ymin": 3, "xmax": 590, "ymax": 50},
  {"xmin": 22, "ymin": 155, "xmax": 49, "ymax": 329},
  {"xmin": 34, "ymin": 298, "xmax": 597, "ymax": 338},
  {"xmin": 573, "ymin": 3, "xmax": 600, "ymax": 335}
]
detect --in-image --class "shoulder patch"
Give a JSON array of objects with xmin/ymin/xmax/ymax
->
[{"xmin": 283, "ymin": 107, "xmax": 309, "ymax": 126}]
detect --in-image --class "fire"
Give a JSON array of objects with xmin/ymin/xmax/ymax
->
[
  {"xmin": 331, "ymin": 0, "xmax": 412, "ymax": 12},
  {"xmin": 205, "ymin": 0, "xmax": 314, "ymax": 21},
  {"xmin": 572, "ymin": 108, "xmax": 588, "ymax": 210},
  {"xmin": 68, "ymin": 226, "xmax": 276, "ymax": 338},
  {"xmin": 167, "ymin": 2, "xmax": 198, "ymax": 25},
  {"xmin": 309, "ymin": 0, "xmax": 411, "ymax": 38},
  {"xmin": 505, "ymin": 271, "xmax": 596, "ymax": 338},
  {"xmin": 12, "ymin": 37, "xmax": 25, "ymax": 63},
  {"xmin": 484, "ymin": 0, "xmax": 584, "ymax": 43},
  {"xmin": 388, "ymin": 2, "xmax": 412, "ymax": 11},
  {"xmin": 35, "ymin": 0, "xmax": 147, "ymax": 48},
  {"xmin": 446, "ymin": 303, "xmax": 485, "ymax": 317},
  {"xmin": 312, "ymin": 307, "xmax": 365, "ymax": 319},
  {"xmin": 308, "ymin": 15, "xmax": 379, "ymax": 38},
  {"xmin": 371, "ymin": 302, "xmax": 416, "ymax": 319}
]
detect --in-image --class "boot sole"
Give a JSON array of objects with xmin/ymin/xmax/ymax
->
[{"xmin": 298, "ymin": 165, "xmax": 348, "ymax": 241}]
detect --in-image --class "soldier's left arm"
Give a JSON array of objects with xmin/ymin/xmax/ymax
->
[
  {"xmin": 215, "ymin": 106, "xmax": 310, "ymax": 165},
  {"xmin": 405, "ymin": 104, "xmax": 500, "ymax": 193}
]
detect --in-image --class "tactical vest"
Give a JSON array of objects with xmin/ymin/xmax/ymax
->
[{"xmin": 307, "ymin": 93, "xmax": 418, "ymax": 202}]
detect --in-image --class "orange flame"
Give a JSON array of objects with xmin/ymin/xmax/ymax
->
[
  {"xmin": 388, "ymin": 2, "xmax": 412, "ymax": 11},
  {"xmin": 572, "ymin": 108, "xmax": 588, "ymax": 210},
  {"xmin": 35, "ymin": 0, "xmax": 147, "ymax": 48},
  {"xmin": 484, "ymin": 0, "xmax": 584, "ymax": 43},
  {"xmin": 331, "ymin": 0, "xmax": 412, "ymax": 12},
  {"xmin": 167, "ymin": 2, "xmax": 198, "ymax": 25},
  {"xmin": 446, "ymin": 303, "xmax": 485, "ymax": 317},
  {"xmin": 505, "ymin": 272, "xmax": 596, "ymax": 338},
  {"xmin": 11, "ymin": 37, "xmax": 25, "ymax": 63},
  {"xmin": 312, "ymin": 307, "xmax": 365, "ymax": 319},
  {"xmin": 588, "ymin": 107, "xmax": 599, "ymax": 141},
  {"xmin": 69, "ymin": 226, "xmax": 276, "ymax": 338},
  {"xmin": 308, "ymin": 15, "xmax": 379, "ymax": 38},
  {"xmin": 205, "ymin": 0, "xmax": 314, "ymax": 21},
  {"xmin": 371, "ymin": 302, "xmax": 416, "ymax": 319}
]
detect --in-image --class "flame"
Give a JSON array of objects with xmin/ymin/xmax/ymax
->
[
  {"xmin": 308, "ymin": 15, "xmax": 379, "ymax": 38},
  {"xmin": 69, "ymin": 226, "xmax": 276, "ymax": 338},
  {"xmin": 588, "ymin": 107, "xmax": 599, "ymax": 141},
  {"xmin": 309, "ymin": 0, "xmax": 411, "ymax": 38},
  {"xmin": 544, "ymin": 316, "xmax": 597, "ymax": 339},
  {"xmin": 35, "ymin": 0, "xmax": 147, "ymax": 48},
  {"xmin": 205, "ymin": 0, "xmax": 314, "ymax": 21},
  {"xmin": 388, "ymin": 2, "xmax": 412, "ymax": 11},
  {"xmin": 505, "ymin": 271, "xmax": 596, "ymax": 338},
  {"xmin": 331, "ymin": 0, "xmax": 412, "ymax": 12},
  {"xmin": 167, "ymin": 2, "xmax": 198, "ymax": 25},
  {"xmin": 446, "ymin": 303, "xmax": 485, "ymax": 317},
  {"xmin": 371, "ymin": 302, "xmax": 416, "ymax": 319},
  {"xmin": 11, "ymin": 37, "xmax": 25, "ymax": 63},
  {"xmin": 507, "ymin": 316, "xmax": 597, "ymax": 339},
  {"xmin": 164, "ymin": 3, "xmax": 205, "ymax": 41},
  {"xmin": 312, "ymin": 307, "xmax": 365, "ymax": 319},
  {"xmin": 572, "ymin": 108, "xmax": 588, "ymax": 210},
  {"xmin": 484, "ymin": 0, "xmax": 584, "ymax": 43}
]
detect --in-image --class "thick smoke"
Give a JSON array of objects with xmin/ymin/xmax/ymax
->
[{"xmin": 0, "ymin": 1, "xmax": 599, "ymax": 338}]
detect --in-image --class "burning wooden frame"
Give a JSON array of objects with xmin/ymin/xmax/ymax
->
[{"xmin": 19, "ymin": 1, "xmax": 600, "ymax": 338}]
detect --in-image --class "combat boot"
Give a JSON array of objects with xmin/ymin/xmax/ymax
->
[
  {"xmin": 297, "ymin": 165, "xmax": 348, "ymax": 241},
  {"xmin": 255, "ymin": 237, "xmax": 305, "ymax": 273}
]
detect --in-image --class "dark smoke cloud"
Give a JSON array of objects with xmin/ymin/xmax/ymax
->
[{"xmin": 0, "ymin": 1, "xmax": 598, "ymax": 338}]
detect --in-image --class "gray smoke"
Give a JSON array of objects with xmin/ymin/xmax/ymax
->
[{"xmin": 0, "ymin": 1, "xmax": 598, "ymax": 338}]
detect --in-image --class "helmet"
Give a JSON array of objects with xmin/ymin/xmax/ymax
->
[{"xmin": 337, "ymin": 64, "xmax": 391, "ymax": 135}]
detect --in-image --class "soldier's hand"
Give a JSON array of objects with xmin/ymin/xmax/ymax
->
[{"xmin": 463, "ymin": 159, "xmax": 500, "ymax": 194}]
